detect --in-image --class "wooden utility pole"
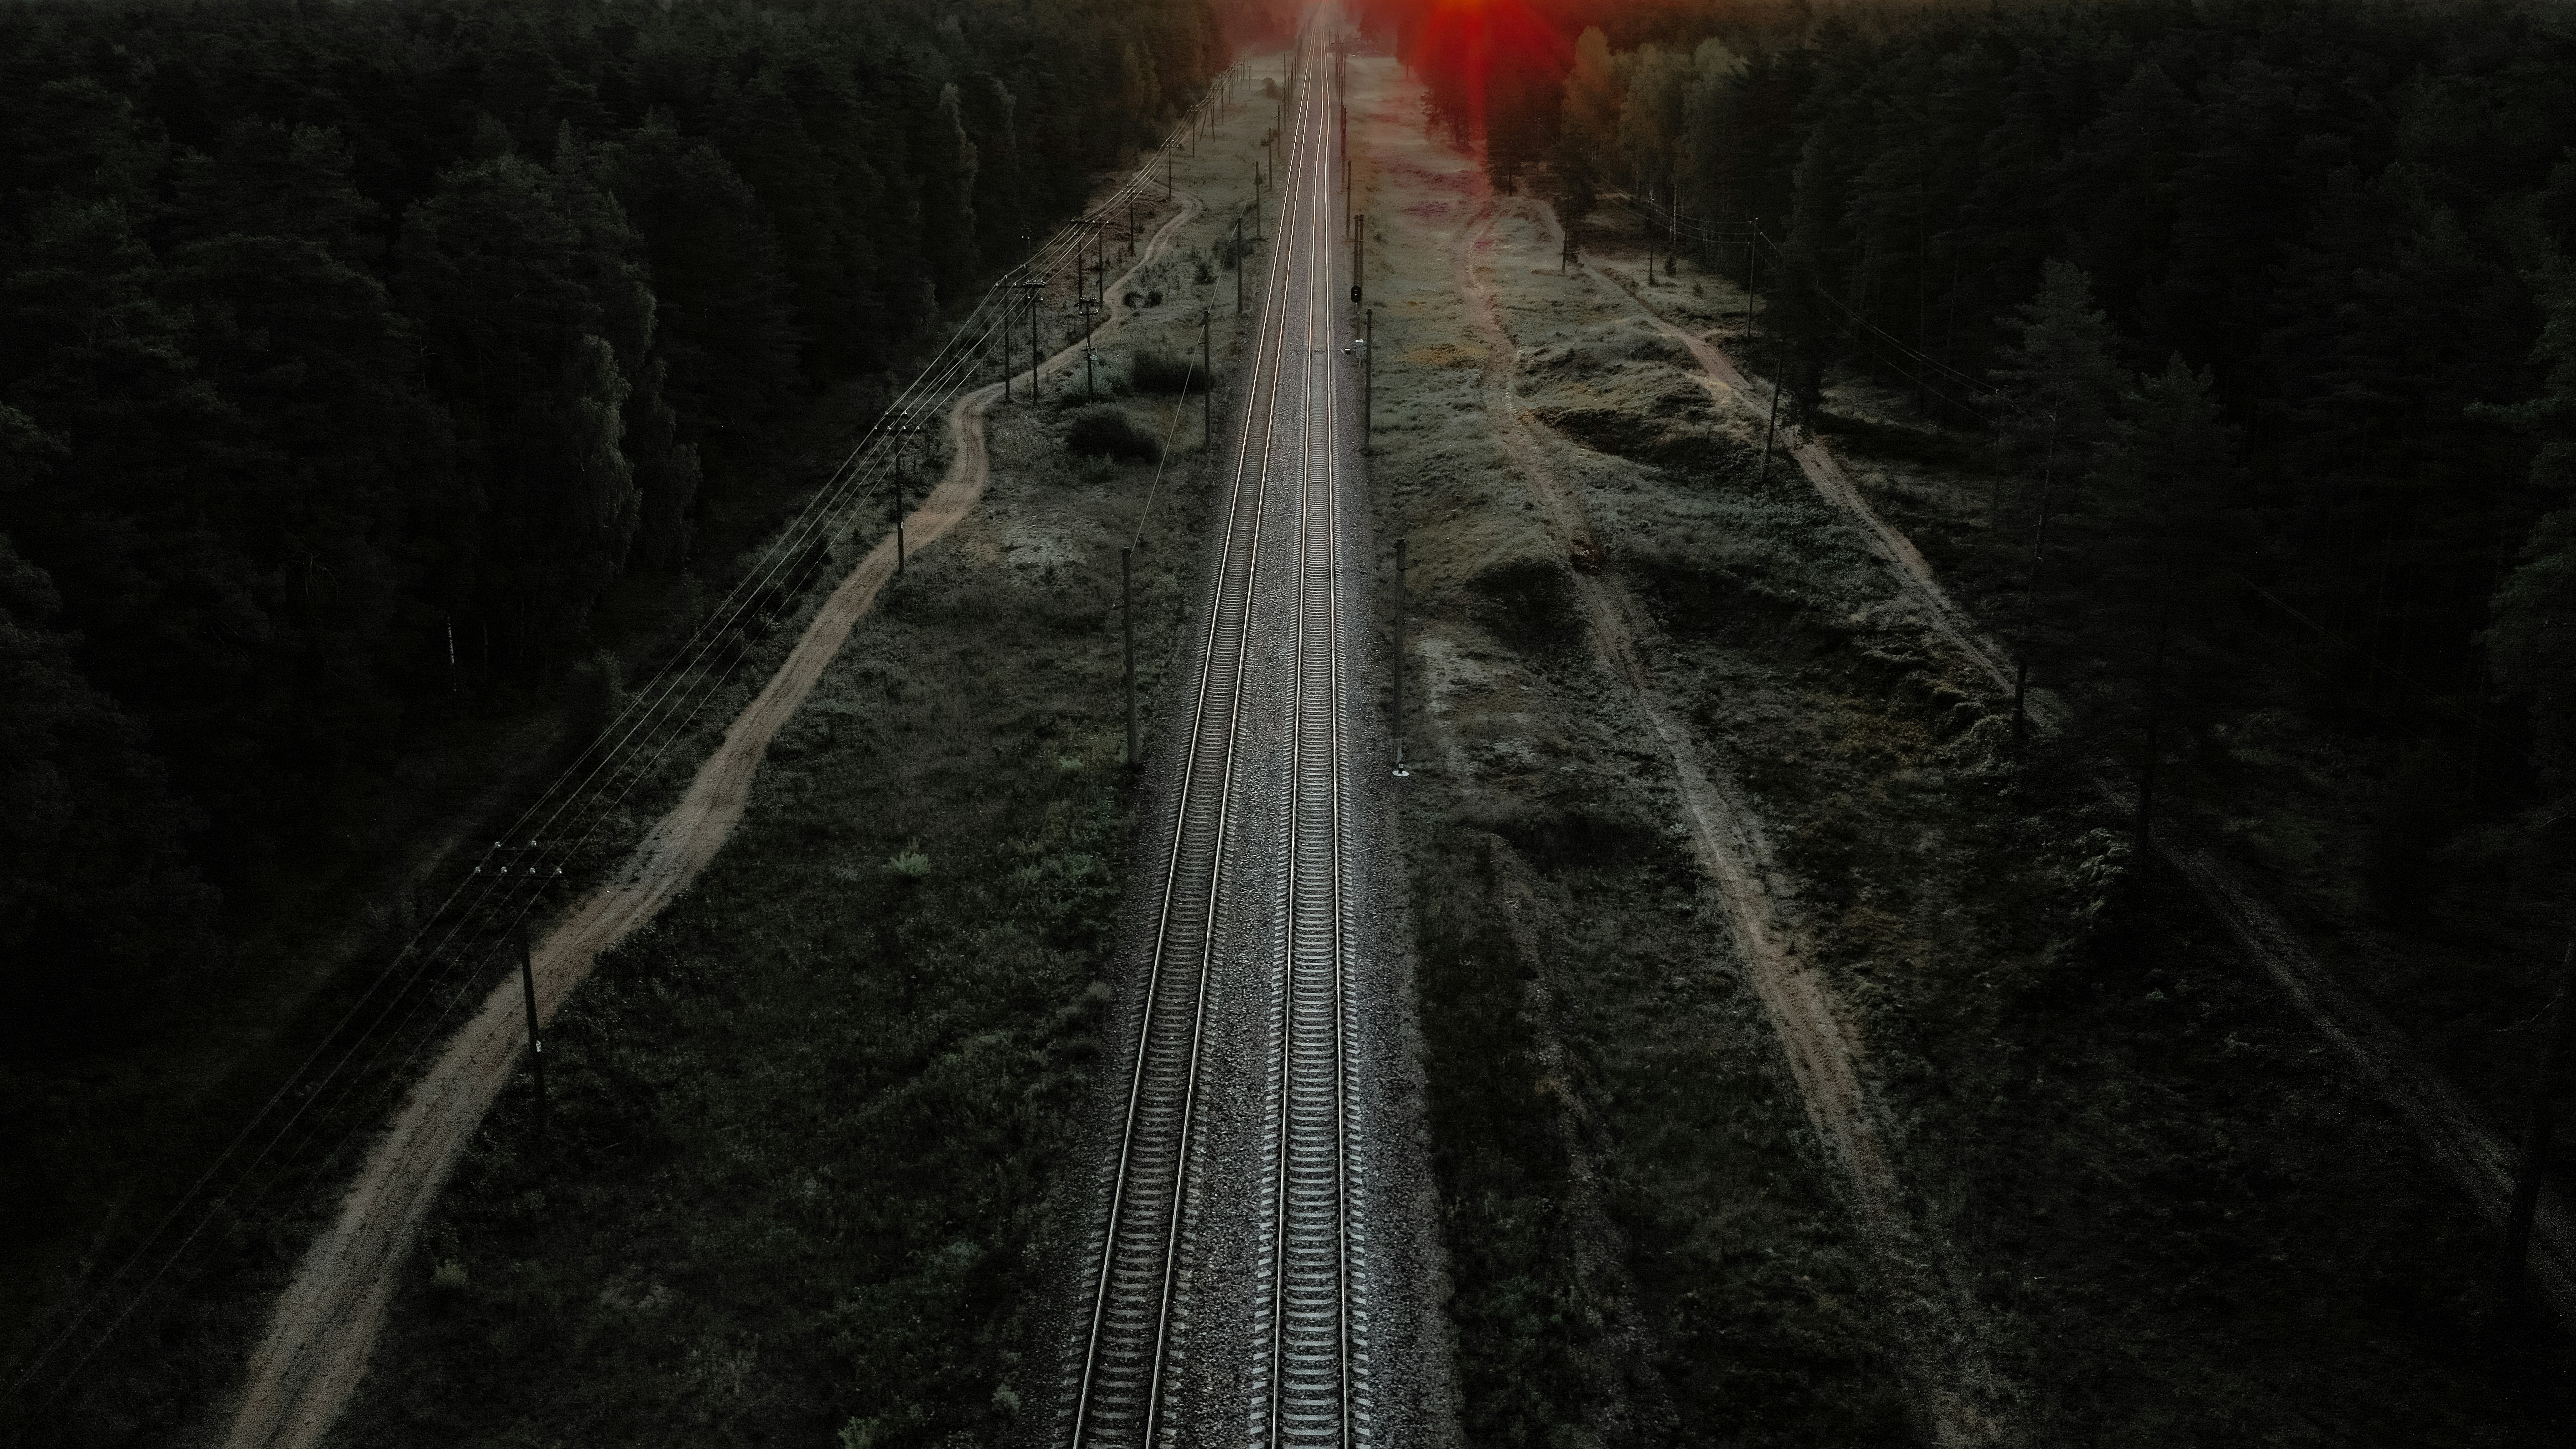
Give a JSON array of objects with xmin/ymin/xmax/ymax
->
[
  {"xmin": 1201, "ymin": 307, "xmax": 1213, "ymax": 439},
  {"xmin": 1122, "ymin": 546, "xmax": 1139, "ymax": 767},
  {"xmin": 1016, "ymin": 277, "xmax": 1045, "ymax": 401},
  {"xmin": 892, "ymin": 419, "xmax": 913, "ymax": 574},
  {"xmin": 1077, "ymin": 297, "xmax": 1099, "ymax": 399},
  {"xmin": 1236, "ymin": 217, "xmax": 1247, "ymax": 315},
  {"xmin": 2503, "ymin": 941, "xmax": 2576, "ymax": 1306},
  {"xmin": 1643, "ymin": 188, "xmax": 1656, "ymax": 283},
  {"xmin": 892, "ymin": 410, "xmax": 935, "ymax": 572},
  {"xmin": 1351, "ymin": 213, "xmax": 1364, "ymax": 307},
  {"xmin": 518, "ymin": 924, "xmax": 547, "ymax": 1138}
]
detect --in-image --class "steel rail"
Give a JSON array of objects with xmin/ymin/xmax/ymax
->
[
  {"xmin": 1261, "ymin": 20, "xmax": 1356, "ymax": 1446},
  {"xmin": 1064, "ymin": 44, "xmax": 1322, "ymax": 1449}
]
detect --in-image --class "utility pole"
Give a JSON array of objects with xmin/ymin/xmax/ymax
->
[
  {"xmin": 1236, "ymin": 217, "xmax": 1247, "ymax": 315},
  {"xmin": 1392, "ymin": 536, "xmax": 1409, "ymax": 778},
  {"xmin": 891, "ymin": 415, "xmax": 915, "ymax": 574},
  {"xmin": 1016, "ymin": 277, "xmax": 1045, "ymax": 401},
  {"xmin": 1201, "ymin": 307, "xmax": 1213, "ymax": 439},
  {"xmin": 1128, "ymin": 198, "xmax": 1137, "ymax": 259},
  {"xmin": 1077, "ymin": 297, "xmax": 1099, "ymax": 400},
  {"xmin": 1122, "ymin": 546, "xmax": 1138, "ymax": 768},
  {"xmin": 2503, "ymin": 941, "xmax": 2576, "ymax": 1308},
  {"xmin": 518, "ymin": 923, "xmax": 548, "ymax": 1139},
  {"xmin": 1351, "ymin": 212, "xmax": 1363, "ymax": 307}
]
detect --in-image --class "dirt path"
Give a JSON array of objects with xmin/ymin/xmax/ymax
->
[
  {"xmin": 218, "ymin": 191, "xmax": 1204, "ymax": 1449},
  {"xmin": 1460, "ymin": 197, "xmax": 2007, "ymax": 1448},
  {"xmin": 1584, "ymin": 236, "xmax": 2576, "ymax": 1323},
  {"xmin": 1582, "ymin": 259, "xmax": 2021, "ymax": 702}
]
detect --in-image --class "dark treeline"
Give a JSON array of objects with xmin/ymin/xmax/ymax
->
[
  {"xmin": 0, "ymin": 0, "xmax": 1222, "ymax": 1030},
  {"xmin": 1367, "ymin": 0, "xmax": 2576, "ymax": 872}
]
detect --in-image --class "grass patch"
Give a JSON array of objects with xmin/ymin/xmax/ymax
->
[
  {"xmin": 1363, "ymin": 44, "xmax": 2576, "ymax": 1445},
  {"xmin": 344, "ymin": 671, "xmax": 1129, "ymax": 1446},
  {"xmin": 1356, "ymin": 51, "xmax": 1910, "ymax": 1446},
  {"xmin": 311, "ymin": 88, "xmax": 1279, "ymax": 1449}
]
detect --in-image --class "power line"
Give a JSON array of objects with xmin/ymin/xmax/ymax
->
[{"xmin": 3, "ymin": 65, "xmax": 1244, "ymax": 1425}]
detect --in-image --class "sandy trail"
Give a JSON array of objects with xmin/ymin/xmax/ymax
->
[
  {"xmin": 1588, "ymin": 238, "xmax": 2576, "ymax": 1323},
  {"xmin": 1460, "ymin": 197, "xmax": 2005, "ymax": 1447},
  {"xmin": 218, "ymin": 190, "xmax": 1204, "ymax": 1449},
  {"xmin": 1583, "ymin": 259, "xmax": 2019, "ymax": 699}
]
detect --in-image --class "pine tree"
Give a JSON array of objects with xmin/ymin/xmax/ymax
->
[
  {"xmin": 2097, "ymin": 356, "xmax": 2244, "ymax": 851},
  {"xmin": 2488, "ymin": 245, "xmax": 2576, "ymax": 787}
]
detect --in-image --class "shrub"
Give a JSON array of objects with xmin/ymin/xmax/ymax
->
[
  {"xmin": 1129, "ymin": 348, "xmax": 1196, "ymax": 393},
  {"xmin": 1065, "ymin": 407, "xmax": 1161, "ymax": 463}
]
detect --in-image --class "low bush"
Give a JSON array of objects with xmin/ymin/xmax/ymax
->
[
  {"xmin": 1129, "ymin": 349, "xmax": 1196, "ymax": 393},
  {"xmin": 1065, "ymin": 407, "xmax": 1162, "ymax": 463}
]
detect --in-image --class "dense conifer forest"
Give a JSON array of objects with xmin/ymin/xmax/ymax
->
[
  {"xmin": 1369, "ymin": 0, "xmax": 2576, "ymax": 969},
  {"xmin": 1371, "ymin": 0, "xmax": 2576, "ymax": 790},
  {"xmin": 0, "ymin": 0, "xmax": 1223, "ymax": 1033}
]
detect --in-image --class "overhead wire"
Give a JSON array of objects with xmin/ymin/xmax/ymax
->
[{"xmin": 4, "ymin": 66, "xmax": 1242, "ymax": 1426}]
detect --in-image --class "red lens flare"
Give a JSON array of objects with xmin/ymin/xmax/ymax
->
[{"xmin": 1382, "ymin": 0, "xmax": 1574, "ymax": 157}]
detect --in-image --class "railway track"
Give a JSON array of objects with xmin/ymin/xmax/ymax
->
[{"xmin": 1067, "ymin": 17, "xmax": 1365, "ymax": 1449}]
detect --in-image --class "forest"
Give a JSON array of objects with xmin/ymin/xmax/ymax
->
[
  {"xmin": 1367, "ymin": 0, "xmax": 2576, "ymax": 920},
  {"xmin": 0, "ymin": 0, "xmax": 1225, "ymax": 1034}
]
